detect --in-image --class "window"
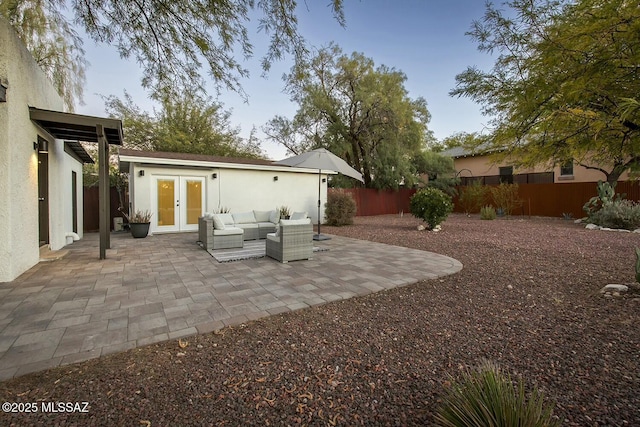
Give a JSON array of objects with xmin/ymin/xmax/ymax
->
[
  {"xmin": 499, "ymin": 166, "xmax": 513, "ymax": 184},
  {"xmin": 560, "ymin": 160, "xmax": 574, "ymax": 176}
]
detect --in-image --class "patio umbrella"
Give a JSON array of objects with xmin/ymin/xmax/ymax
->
[{"xmin": 275, "ymin": 148, "xmax": 364, "ymax": 240}]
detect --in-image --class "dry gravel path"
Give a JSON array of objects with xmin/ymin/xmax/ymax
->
[{"xmin": 1, "ymin": 214, "xmax": 639, "ymax": 426}]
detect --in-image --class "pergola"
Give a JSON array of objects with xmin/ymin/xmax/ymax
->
[{"xmin": 29, "ymin": 107, "xmax": 124, "ymax": 259}]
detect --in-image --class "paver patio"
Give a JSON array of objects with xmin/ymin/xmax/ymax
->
[{"xmin": 0, "ymin": 232, "xmax": 462, "ymax": 380}]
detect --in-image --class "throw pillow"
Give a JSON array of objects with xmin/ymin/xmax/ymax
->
[
  {"xmin": 269, "ymin": 210, "xmax": 279, "ymax": 224},
  {"xmin": 212, "ymin": 215, "xmax": 226, "ymax": 230},
  {"xmin": 290, "ymin": 211, "xmax": 308, "ymax": 220}
]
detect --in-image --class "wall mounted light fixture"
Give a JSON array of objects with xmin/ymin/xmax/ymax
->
[
  {"xmin": 273, "ymin": 176, "xmax": 278, "ymax": 181},
  {"xmin": 322, "ymin": 178, "xmax": 326, "ymax": 183},
  {"xmin": 0, "ymin": 82, "xmax": 7, "ymax": 102},
  {"xmin": 33, "ymin": 140, "xmax": 48, "ymax": 152},
  {"xmin": 212, "ymin": 173, "xmax": 217, "ymax": 179},
  {"xmin": 139, "ymin": 170, "xmax": 145, "ymax": 177}
]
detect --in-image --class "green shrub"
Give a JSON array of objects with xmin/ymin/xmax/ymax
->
[
  {"xmin": 588, "ymin": 199, "xmax": 640, "ymax": 230},
  {"xmin": 490, "ymin": 183, "xmax": 523, "ymax": 216},
  {"xmin": 324, "ymin": 190, "xmax": 357, "ymax": 226},
  {"xmin": 409, "ymin": 187, "xmax": 453, "ymax": 230},
  {"xmin": 480, "ymin": 205, "xmax": 496, "ymax": 220},
  {"xmin": 435, "ymin": 360, "xmax": 560, "ymax": 427},
  {"xmin": 458, "ymin": 181, "xmax": 490, "ymax": 215}
]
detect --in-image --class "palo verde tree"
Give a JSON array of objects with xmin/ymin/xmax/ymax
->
[
  {"xmin": 2, "ymin": 0, "xmax": 345, "ymax": 107},
  {"xmin": 104, "ymin": 92, "xmax": 264, "ymax": 158},
  {"xmin": 451, "ymin": 0, "xmax": 640, "ymax": 184},
  {"xmin": 265, "ymin": 43, "xmax": 434, "ymax": 189}
]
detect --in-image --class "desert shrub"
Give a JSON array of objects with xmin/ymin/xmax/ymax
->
[
  {"xmin": 325, "ymin": 190, "xmax": 357, "ymax": 226},
  {"xmin": 588, "ymin": 199, "xmax": 640, "ymax": 230},
  {"xmin": 409, "ymin": 187, "xmax": 453, "ymax": 230},
  {"xmin": 458, "ymin": 181, "xmax": 489, "ymax": 215},
  {"xmin": 490, "ymin": 183, "xmax": 523, "ymax": 216},
  {"xmin": 435, "ymin": 360, "xmax": 560, "ymax": 427},
  {"xmin": 583, "ymin": 180, "xmax": 623, "ymax": 216},
  {"xmin": 480, "ymin": 205, "xmax": 496, "ymax": 220}
]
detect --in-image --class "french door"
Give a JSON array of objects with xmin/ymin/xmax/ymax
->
[{"xmin": 153, "ymin": 175, "xmax": 205, "ymax": 232}]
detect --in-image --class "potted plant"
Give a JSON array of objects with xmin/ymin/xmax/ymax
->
[
  {"xmin": 278, "ymin": 206, "xmax": 291, "ymax": 220},
  {"xmin": 119, "ymin": 208, "xmax": 152, "ymax": 238}
]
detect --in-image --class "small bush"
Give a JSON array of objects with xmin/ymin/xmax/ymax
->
[
  {"xmin": 480, "ymin": 205, "xmax": 496, "ymax": 220},
  {"xmin": 458, "ymin": 182, "xmax": 490, "ymax": 215},
  {"xmin": 490, "ymin": 183, "xmax": 523, "ymax": 216},
  {"xmin": 325, "ymin": 190, "xmax": 357, "ymax": 226},
  {"xmin": 435, "ymin": 360, "xmax": 560, "ymax": 427},
  {"xmin": 588, "ymin": 199, "xmax": 640, "ymax": 230},
  {"xmin": 409, "ymin": 187, "xmax": 453, "ymax": 230}
]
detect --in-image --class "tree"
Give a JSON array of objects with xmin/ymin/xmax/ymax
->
[
  {"xmin": 3, "ymin": 0, "xmax": 345, "ymax": 107},
  {"xmin": 412, "ymin": 150, "xmax": 458, "ymax": 195},
  {"xmin": 104, "ymin": 92, "xmax": 264, "ymax": 158},
  {"xmin": 451, "ymin": 0, "xmax": 640, "ymax": 184},
  {"xmin": 266, "ymin": 43, "xmax": 434, "ymax": 189},
  {"xmin": 1, "ymin": 0, "xmax": 86, "ymax": 110}
]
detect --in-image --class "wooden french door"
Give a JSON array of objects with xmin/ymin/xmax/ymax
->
[{"xmin": 153, "ymin": 175, "xmax": 204, "ymax": 232}]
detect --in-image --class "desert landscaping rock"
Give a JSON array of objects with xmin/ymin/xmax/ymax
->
[{"xmin": 0, "ymin": 214, "xmax": 638, "ymax": 426}]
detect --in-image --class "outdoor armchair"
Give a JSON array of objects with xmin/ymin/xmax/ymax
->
[{"xmin": 266, "ymin": 219, "xmax": 313, "ymax": 263}]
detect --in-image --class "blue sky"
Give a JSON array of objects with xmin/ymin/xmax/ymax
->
[{"xmin": 76, "ymin": 1, "xmax": 495, "ymax": 160}]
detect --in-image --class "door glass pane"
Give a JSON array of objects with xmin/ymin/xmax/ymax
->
[
  {"xmin": 186, "ymin": 180, "xmax": 202, "ymax": 225},
  {"xmin": 157, "ymin": 179, "xmax": 175, "ymax": 226}
]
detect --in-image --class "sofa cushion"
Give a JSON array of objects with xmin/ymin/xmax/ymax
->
[
  {"xmin": 218, "ymin": 213, "xmax": 235, "ymax": 226},
  {"xmin": 213, "ymin": 227, "xmax": 243, "ymax": 236},
  {"xmin": 280, "ymin": 218, "xmax": 311, "ymax": 226},
  {"xmin": 212, "ymin": 215, "xmax": 226, "ymax": 230},
  {"xmin": 269, "ymin": 210, "xmax": 279, "ymax": 224},
  {"xmin": 290, "ymin": 211, "xmax": 308, "ymax": 220},
  {"xmin": 253, "ymin": 210, "xmax": 272, "ymax": 222},
  {"xmin": 232, "ymin": 211, "xmax": 257, "ymax": 224}
]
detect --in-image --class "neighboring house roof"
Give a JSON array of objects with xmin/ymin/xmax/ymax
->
[{"xmin": 118, "ymin": 149, "xmax": 336, "ymax": 175}]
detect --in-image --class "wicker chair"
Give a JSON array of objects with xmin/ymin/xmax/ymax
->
[
  {"xmin": 266, "ymin": 219, "xmax": 313, "ymax": 263},
  {"xmin": 198, "ymin": 217, "xmax": 244, "ymax": 250}
]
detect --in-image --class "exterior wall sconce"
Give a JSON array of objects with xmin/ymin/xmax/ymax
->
[
  {"xmin": 33, "ymin": 140, "xmax": 48, "ymax": 153},
  {"xmin": 212, "ymin": 173, "xmax": 217, "ymax": 179},
  {"xmin": 138, "ymin": 170, "xmax": 145, "ymax": 177},
  {"xmin": 322, "ymin": 178, "xmax": 326, "ymax": 183},
  {"xmin": 0, "ymin": 82, "xmax": 7, "ymax": 102},
  {"xmin": 273, "ymin": 176, "xmax": 278, "ymax": 181}
]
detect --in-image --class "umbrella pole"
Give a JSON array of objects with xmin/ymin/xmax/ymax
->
[{"xmin": 314, "ymin": 168, "xmax": 330, "ymax": 241}]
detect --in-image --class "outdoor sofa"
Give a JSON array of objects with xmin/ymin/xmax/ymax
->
[{"xmin": 198, "ymin": 210, "xmax": 307, "ymax": 250}]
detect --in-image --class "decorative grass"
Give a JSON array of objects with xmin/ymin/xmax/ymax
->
[{"xmin": 435, "ymin": 360, "xmax": 560, "ymax": 427}]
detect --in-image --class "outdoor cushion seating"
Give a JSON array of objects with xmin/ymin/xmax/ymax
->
[
  {"xmin": 198, "ymin": 216, "xmax": 244, "ymax": 250},
  {"xmin": 266, "ymin": 218, "xmax": 314, "ymax": 263},
  {"xmin": 199, "ymin": 209, "xmax": 293, "ymax": 249}
]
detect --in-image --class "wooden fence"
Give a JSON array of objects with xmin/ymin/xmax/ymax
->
[
  {"xmin": 333, "ymin": 181, "xmax": 640, "ymax": 218},
  {"xmin": 83, "ymin": 187, "xmax": 128, "ymax": 232},
  {"xmin": 330, "ymin": 188, "xmax": 417, "ymax": 216}
]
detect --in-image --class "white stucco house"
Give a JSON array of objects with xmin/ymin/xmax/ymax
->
[
  {"xmin": 0, "ymin": 18, "xmax": 122, "ymax": 282},
  {"xmin": 118, "ymin": 149, "xmax": 333, "ymax": 234}
]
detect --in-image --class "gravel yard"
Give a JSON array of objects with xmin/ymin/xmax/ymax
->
[{"xmin": 1, "ymin": 213, "xmax": 639, "ymax": 426}]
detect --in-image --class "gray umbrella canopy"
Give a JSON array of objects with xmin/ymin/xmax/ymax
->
[
  {"xmin": 275, "ymin": 148, "xmax": 363, "ymax": 240},
  {"xmin": 274, "ymin": 148, "xmax": 364, "ymax": 182}
]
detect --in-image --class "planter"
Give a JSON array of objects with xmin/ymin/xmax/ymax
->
[{"xmin": 130, "ymin": 222, "xmax": 150, "ymax": 238}]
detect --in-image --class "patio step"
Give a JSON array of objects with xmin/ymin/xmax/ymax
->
[{"xmin": 39, "ymin": 245, "xmax": 69, "ymax": 262}]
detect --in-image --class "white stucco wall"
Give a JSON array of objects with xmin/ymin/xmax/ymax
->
[
  {"xmin": 126, "ymin": 162, "xmax": 328, "ymax": 234},
  {"xmin": 0, "ymin": 18, "xmax": 71, "ymax": 281},
  {"xmin": 48, "ymin": 144, "xmax": 84, "ymax": 250}
]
